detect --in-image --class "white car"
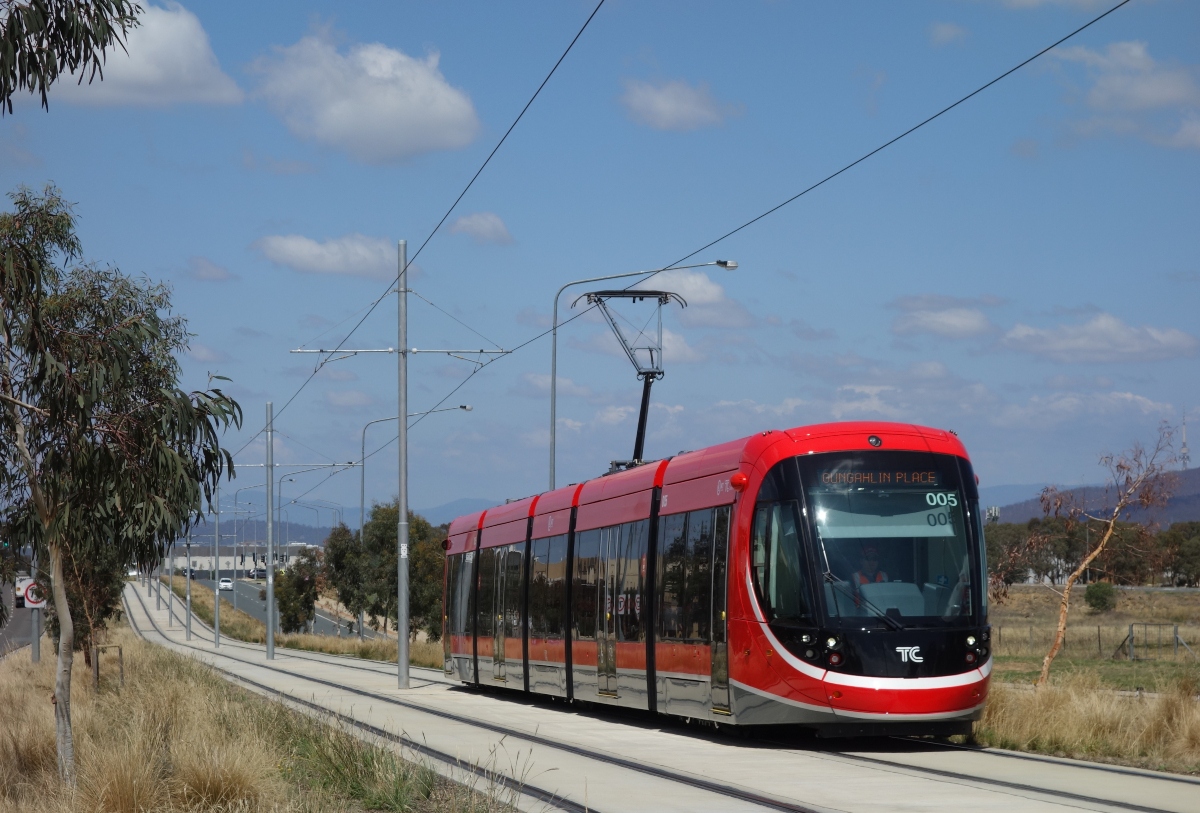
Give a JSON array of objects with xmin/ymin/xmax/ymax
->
[{"xmin": 218, "ymin": 578, "xmax": 234, "ymax": 591}]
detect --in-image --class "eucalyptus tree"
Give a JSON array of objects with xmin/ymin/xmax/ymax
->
[
  {"xmin": 0, "ymin": 185, "xmax": 240, "ymax": 783},
  {"xmin": 1, "ymin": 0, "xmax": 143, "ymax": 113}
]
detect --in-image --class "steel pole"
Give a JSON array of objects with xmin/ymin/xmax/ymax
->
[
  {"xmin": 30, "ymin": 547, "xmax": 39, "ymax": 663},
  {"xmin": 213, "ymin": 484, "xmax": 220, "ymax": 648},
  {"xmin": 168, "ymin": 539, "xmax": 174, "ymax": 628},
  {"xmin": 185, "ymin": 535, "xmax": 192, "ymax": 641},
  {"xmin": 156, "ymin": 547, "xmax": 162, "ymax": 610},
  {"xmin": 397, "ymin": 239, "xmax": 410, "ymax": 689},
  {"xmin": 266, "ymin": 402, "xmax": 275, "ymax": 659}
]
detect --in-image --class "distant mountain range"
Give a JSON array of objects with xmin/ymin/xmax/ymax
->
[
  {"xmin": 414, "ymin": 498, "xmax": 498, "ymax": 527},
  {"xmin": 993, "ymin": 467, "xmax": 1200, "ymax": 526}
]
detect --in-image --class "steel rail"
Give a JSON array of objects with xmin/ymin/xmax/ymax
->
[{"xmin": 133, "ymin": 587, "xmax": 1192, "ymax": 813}]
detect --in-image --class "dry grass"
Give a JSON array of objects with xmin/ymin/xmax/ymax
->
[
  {"xmin": 161, "ymin": 576, "xmax": 445, "ymax": 668},
  {"xmin": 975, "ymin": 674, "xmax": 1200, "ymax": 774},
  {"xmin": 0, "ymin": 626, "xmax": 514, "ymax": 812}
]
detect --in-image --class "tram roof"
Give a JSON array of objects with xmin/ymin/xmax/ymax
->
[{"xmin": 444, "ymin": 421, "xmax": 969, "ymax": 539}]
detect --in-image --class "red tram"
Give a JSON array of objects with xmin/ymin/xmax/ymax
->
[{"xmin": 443, "ymin": 421, "xmax": 991, "ymax": 736}]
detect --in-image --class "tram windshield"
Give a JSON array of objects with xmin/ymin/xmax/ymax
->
[{"xmin": 798, "ymin": 451, "xmax": 981, "ymax": 628}]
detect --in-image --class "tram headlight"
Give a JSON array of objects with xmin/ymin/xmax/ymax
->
[
  {"xmin": 966, "ymin": 635, "xmax": 977, "ymax": 647},
  {"xmin": 801, "ymin": 634, "xmax": 813, "ymax": 644},
  {"xmin": 825, "ymin": 636, "xmax": 839, "ymax": 650}
]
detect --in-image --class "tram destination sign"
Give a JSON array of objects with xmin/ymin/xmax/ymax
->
[{"xmin": 819, "ymin": 470, "xmax": 940, "ymax": 487}]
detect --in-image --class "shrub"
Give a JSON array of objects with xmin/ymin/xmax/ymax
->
[{"xmin": 1084, "ymin": 581, "xmax": 1118, "ymax": 613}]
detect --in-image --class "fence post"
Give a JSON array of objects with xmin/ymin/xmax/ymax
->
[
  {"xmin": 1128, "ymin": 624, "xmax": 1135, "ymax": 661},
  {"xmin": 1175, "ymin": 625, "xmax": 1179, "ymax": 661},
  {"xmin": 1029, "ymin": 626, "xmax": 1033, "ymax": 652},
  {"xmin": 118, "ymin": 646, "xmax": 124, "ymax": 687},
  {"xmin": 92, "ymin": 646, "xmax": 99, "ymax": 690},
  {"xmin": 1097, "ymin": 625, "xmax": 1101, "ymax": 656}
]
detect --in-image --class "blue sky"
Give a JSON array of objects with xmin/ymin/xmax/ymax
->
[{"xmin": 3, "ymin": 0, "xmax": 1198, "ymax": 522}]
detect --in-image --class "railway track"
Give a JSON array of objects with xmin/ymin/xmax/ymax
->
[{"xmin": 124, "ymin": 585, "xmax": 1197, "ymax": 813}]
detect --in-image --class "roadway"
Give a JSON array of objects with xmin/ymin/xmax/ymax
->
[
  {"xmin": 0, "ymin": 583, "xmax": 33, "ymax": 656},
  {"xmin": 179, "ymin": 576, "xmax": 386, "ymax": 640},
  {"xmin": 124, "ymin": 582, "xmax": 1199, "ymax": 813}
]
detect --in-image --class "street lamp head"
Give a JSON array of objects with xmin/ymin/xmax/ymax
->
[
  {"xmin": 715, "ymin": 260, "xmax": 738, "ymax": 270},
  {"xmin": 460, "ymin": 405, "xmax": 473, "ymax": 411}
]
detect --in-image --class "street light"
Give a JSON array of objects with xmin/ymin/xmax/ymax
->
[
  {"xmin": 357, "ymin": 405, "xmax": 470, "ymax": 532},
  {"xmin": 356, "ymin": 404, "xmax": 470, "ymax": 642},
  {"xmin": 549, "ymin": 261, "xmax": 740, "ymax": 489}
]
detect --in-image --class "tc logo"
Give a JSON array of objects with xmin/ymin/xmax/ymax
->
[{"xmin": 895, "ymin": 646, "xmax": 924, "ymax": 663}]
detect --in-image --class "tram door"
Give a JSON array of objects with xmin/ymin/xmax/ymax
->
[
  {"xmin": 493, "ymin": 545, "xmax": 525, "ymax": 683},
  {"xmin": 710, "ymin": 507, "xmax": 731, "ymax": 712},
  {"xmin": 597, "ymin": 526, "xmax": 620, "ymax": 696}
]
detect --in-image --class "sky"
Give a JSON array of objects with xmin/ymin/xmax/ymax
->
[{"xmin": 2, "ymin": 0, "xmax": 1198, "ymax": 525}]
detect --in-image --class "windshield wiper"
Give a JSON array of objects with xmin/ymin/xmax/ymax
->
[{"xmin": 823, "ymin": 571, "xmax": 905, "ymax": 631}]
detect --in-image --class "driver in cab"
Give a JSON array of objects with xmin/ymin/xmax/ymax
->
[{"xmin": 852, "ymin": 546, "xmax": 888, "ymax": 601}]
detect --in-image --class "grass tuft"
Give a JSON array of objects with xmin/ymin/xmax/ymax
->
[{"xmin": 974, "ymin": 673, "xmax": 1200, "ymax": 773}]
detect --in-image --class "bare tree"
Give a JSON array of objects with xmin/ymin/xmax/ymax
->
[{"xmin": 1035, "ymin": 424, "xmax": 1175, "ymax": 687}]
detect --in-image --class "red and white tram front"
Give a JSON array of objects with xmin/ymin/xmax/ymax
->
[{"xmin": 736, "ymin": 447, "xmax": 991, "ymax": 735}]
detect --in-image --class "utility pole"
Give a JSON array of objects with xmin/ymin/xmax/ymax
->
[
  {"xmin": 213, "ymin": 483, "xmax": 220, "ymax": 648},
  {"xmin": 30, "ymin": 547, "xmax": 39, "ymax": 663},
  {"xmin": 168, "ymin": 539, "xmax": 174, "ymax": 628},
  {"xmin": 397, "ymin": 239, "xmax": 410, "ymax": 690},
  {"xmin": 266, "ymin": 401, "xmax": 275, "ymax": 660},
  {"xmin": 185, "ymin": 531, "xmax": 192, "ymax": 641}
]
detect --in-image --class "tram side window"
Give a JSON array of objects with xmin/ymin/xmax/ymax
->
[
  {"xmin": 476, "ymin": 547, "xmax": 497, "ymax": 639},
  {"xmin": 448, "ymin": 552, "xmax": 474, "ymax": 637},
  {"xmin": 530, "ymin": 538, "xmax": 549, "ymax": 639},
  {"xmin": 751, "ymin": 502, "xmax": 811, "ymax": 623},
  {"xmin": 502, "ymin": 543, "xmax": 525, "ymax": 639},
  {"xmin": 686, "ymin": 509, "xmax": 715, "ymax": 642},
  {"xmin": 546, "ymin": 534, "xmax": 567, "ymax": 638},
  {"xmin": 531, "ymin": 536, "xmax": 568, "ymax": 640},
  {"xmin": 573, "ymin": 529, "xmax": 600, "ymax": 639},
  {"xmin": 657, "ymin": 513, "xmax": 687, "ymax": 640},
  {"xmin": 617, "ymin": 519, "xmax": 648, "ymax": 643}
]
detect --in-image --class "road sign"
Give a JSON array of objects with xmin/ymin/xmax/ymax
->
[{"xmin": 16, "ymin": 577, "xmax": 46, "ymax": 610}]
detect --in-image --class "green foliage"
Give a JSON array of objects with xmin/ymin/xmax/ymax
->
[
  {"xmin": 327, "ymin": 502, "xmax": 445, "ymax": 642},
  {"xmin": 0, "ymin": 184, "xmax": 240, "ymax": 778},
  {"xmin": 276, "ymin": 548, "xmax": 320, "ymax": 634},
  {"xmin": 1084, "ymin": 581, "xmax": 1118, "ymax": 613},
  {"xmin": 0, "ymin": 0, "xmax": 143, "ymax": 113},
  {"xmin": 321, "ymin": 523, "xmax": 366, "ymax": 629},
  {"xmin": 1160, "ymin": 522, "xmax": 1200, "ymax": 587},
  {"xmin": 42, "ymin": 541, "xmax": 126, "ymax": 656}
]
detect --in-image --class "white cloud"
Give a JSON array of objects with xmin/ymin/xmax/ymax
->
[
  {"xmin": 831, "ymin": 385, "xmax": 902, "ymax": 420},
  {"xmin": 253, "ymin": 34, "xmax": 478, "ymax": 163},
  {"xmin": 1052, "ymin": 41, "xmax": 1200, "ymax": 149},
  {"xmin": 620, "ymin": 79, "xmax": 740, "ymax": 131},
  {"xmin": 1002, "ymin": 313, "xmax": 1198, "ymax": 363},
  {"xmin": 661, "ymin": 328, "xmax": 705, "ymax": 363},
  {"xmin": 449, "ymin": 212, "xmax": 513, "ymax": 245},
  {"xmin": 186, "ymin": 256, "xmax": 233, "ymax": 281},
  {"xmin": 324, "ymin": 390, "xmax": 374, "ymax": 410},
  {"xmin": 636, "ymin": 269, "xmax": 753, "ymax": 329},
  {"xmin": 889, "ymin": 294, "xmax": 1000, "ymax": 339},
  {"xmin": 713, "ymin": 397, "xmax": 808, "ymax": 418},
  {"xmin": 993, "ymin": 390, "xmax": 1170, "ymax": 429},
  {"xmin": 596, "ymin": 405, "xmax": 634, "ymax": 426},
  {"xmin": 56, "ymin": 3, "xmax": 241, "ymax": 107},
  {"xmin": 188, "ymin": 343, "xmax": 227, "ymax": 363},
  {"xmin": 929, "ymin": 22, "xmax": 967, "ymax": 47},
  {"xmin": 254, "ymin": 233, "xmax": 394, "ymax": 280},
  {"xmin": 514, "ymin": 373, "xmax": 593, "ymax": 399}
]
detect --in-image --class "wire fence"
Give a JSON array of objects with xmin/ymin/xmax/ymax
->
[{"xmin": 991, "ymin": 623, "xmax": 1200, "ymax": 660}]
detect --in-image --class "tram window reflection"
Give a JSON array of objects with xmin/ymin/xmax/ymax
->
[
  {"xmin": 750, "ymin": 502, "xmax": 811, "ymax": 624},
  {"xmin": 573, "ymin": 529, "xmax": 600, "ymax": 639}
]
